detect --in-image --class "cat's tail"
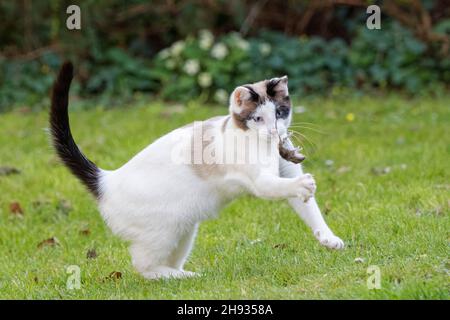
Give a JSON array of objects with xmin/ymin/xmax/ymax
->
[{"xmin": 49, "ymin": 61, "xmax": 101, "ymax": 198}]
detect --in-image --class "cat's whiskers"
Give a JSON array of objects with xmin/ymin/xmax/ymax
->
[
  {"xmin": 287, "ymin": 131, "xmax": 306, "ymax": 147},
  {"xmin": 288, "ymin": 129, "xmax": 317, "ymax": 152},
  {"xmin": 290, "ymin": 122, "xmax": 322, "ymax": 129},
  {"xmin": 288, "ymin": 125, "xmax": 325, "ymax": 135}
]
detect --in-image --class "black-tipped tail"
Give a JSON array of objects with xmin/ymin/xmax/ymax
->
[{"xmin": 49, "ymin": 62, "xmax": 100, "ymax": 198}]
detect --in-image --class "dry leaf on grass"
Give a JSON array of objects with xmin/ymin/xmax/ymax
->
[
  {"xmin": 9, "ymin": 202, "xmax": 24, "ymax": 216},
  {"xmin": 86, "ymin": 249, "xmax": 98, "ymax": 259},
  {"xmin": 37, "ymin": 237, "xmax": 60, "ymax": 249},
  {"xmin": 79, "ymin": 228, "xmax": 91, "ymax": 236},
  {"xmin": 105, "ymin": 271, "xmax": 122, "ymax": 281}
]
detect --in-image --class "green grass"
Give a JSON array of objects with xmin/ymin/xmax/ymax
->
[{"xmin": 0, "ymin": 95, "xmax": 449, "ymax": 299}]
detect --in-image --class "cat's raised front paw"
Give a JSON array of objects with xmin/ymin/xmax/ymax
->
[
  {"xmin": 314, "ymin": 229, "xmax": 345, "ymax": 250},
  {"xmin": 294, "ymin": 173, "xmax": 316, "ymax": 202}
]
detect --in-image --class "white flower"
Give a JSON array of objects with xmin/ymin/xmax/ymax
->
[
  {"xmin": 165, "ymin": 59, "xmax": 176, "ymax": 70},
  {"xmin": 235, "ymin": 38, "xmax": 250, "ymax": 51},
  {"xmin": 214, "ymin": 89, "xmax": 228, "ymax": 104},
  {"xmin": 158, "ymin": 48, "xmax": 171, "ymax": 59},
  {"xmin": 183, "ymin": 59, "xmax": 200, "ymax": 75},
  {"xmin": 198, "ymin": 72, "xmax": 212, "ymax": 88},
  {"xmin": 171, "ymin": 40, "xmax": 185, "ymax": 56},
  {"xmin": 211, "ymin": 43, "xmax": 228, "ymax": 60},
  {"xmin": 230, "ymin": 33, "xmax": 250, "ymax": 51},
  {"xmin": 259, "ymin": 43, "xmax": 271, "ymax": 56},
  {"xmin": 199, "ymin": 29, "xmax": 214, "ymax": 50}
]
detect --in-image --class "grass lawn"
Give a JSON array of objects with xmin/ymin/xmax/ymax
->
[{"xmin": 0, "ymin": 94, "xmax": 448, "ymax": 299}]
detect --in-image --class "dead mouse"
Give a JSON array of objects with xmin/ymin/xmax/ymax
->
[{"xmin": 278, "ymin": 132, "xmax": 305, "ymax": 164}]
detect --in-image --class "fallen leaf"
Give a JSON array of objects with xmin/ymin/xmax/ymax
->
[
  {"xmin": 37, "ymin": 237, "xmax": 60, "ymax": 249},
  {"xmin": 9, "ymin": 202, "xmax": 24, "ymax": 216},
  {"xmin": 0, "ymin": 166, "xmax": 21, "ymax": 176},
  {"xmin": 79, "ymin": 228, "xmax": 91, "ymax": 236},
  {"xmin": 106, "ymin": 271, "xmax": 122, "ymax": 281},
  {"xmin": 86, "ymin": 249, "xmax": 98, "ymax": 259}
]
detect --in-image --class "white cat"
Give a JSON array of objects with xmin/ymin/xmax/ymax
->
[{"xmin": 50, "ymin": 62, "xmax": 344, "ymax": 280}]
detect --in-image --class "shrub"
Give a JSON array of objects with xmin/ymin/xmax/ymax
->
[{"xmin": 0, "ymin": 23, "xmax": 448, "ymax": 111}]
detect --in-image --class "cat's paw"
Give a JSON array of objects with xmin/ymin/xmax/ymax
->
[
  {"xmin": 314, "ymin": 229, "xmax": 345, "ymax": 250},
  {"xmin": 294, "ymin": 174, "xmax": 316, "ymax": 202}
]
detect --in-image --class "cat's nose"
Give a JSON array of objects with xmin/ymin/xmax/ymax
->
[{"xmin": 270, "ymin": 128, "xmax": 277, "ymax": 135}]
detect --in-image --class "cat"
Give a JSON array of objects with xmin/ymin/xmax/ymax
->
[{"xmin": 50, "ymin": 62, "xmax": 344, "ymax": 280}]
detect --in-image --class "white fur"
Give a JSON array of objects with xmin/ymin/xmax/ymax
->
[{"xmin": 96, "ymin": 82, "xmax": 343, "ymax": 280}]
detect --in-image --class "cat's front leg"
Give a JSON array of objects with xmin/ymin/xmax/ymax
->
[
  {"xmin": 279, "ymin": 157, "xmax": 344, "ymax": 250},
  {"xmin": 249, "ymin": 172, "xmax": 316, "ymax": 201}
]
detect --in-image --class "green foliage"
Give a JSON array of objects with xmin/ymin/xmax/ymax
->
[
  {"xmin": 349, "ymin": 22, "xmax": 449, "ymax": 92},
  {"xmin": 83, "ymin": 48, "xmax": 156, "ymax": 98},
  {"xmin": 0, "ymin": 23, "xmax": 448, "ymax": 111},
  {"xmin": 151, "ymin": 31, "xmax": 251, "ymax": 103},
  {"xmin": 0, "ymin": 53, "xmax": 60, "ymax": 111},
  {"xmin": 152, "ymin": 23, "xmax": 449, "ymax": 103}
]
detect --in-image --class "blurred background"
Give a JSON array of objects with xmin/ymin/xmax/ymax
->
[{"xmin": 0, "ymin": 0, "xmax": 448, "ymax": 111}]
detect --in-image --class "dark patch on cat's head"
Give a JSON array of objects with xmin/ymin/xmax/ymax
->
[
  {"xmin": 276, "ymin": 105, "xmax": 290, "ymax": 119},
  {"xmin": 267, "ymin": 78, "xmax": 282, "ymax": 97},
  {"xmin": 230, "ymin": 76, "xmax": 291, "ymax": 129},
  {"xmin": 242, "ymin": 85, "xmax": 260, "ymax": 103}
]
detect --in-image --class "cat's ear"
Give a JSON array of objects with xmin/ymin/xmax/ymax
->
[
  {"xmin": 230, "ymin": 86, "xmax": 259, "ymax": 110},
  {"xmin": 267, "ymin": 76, "xmax": 289, "ymax": 97}
]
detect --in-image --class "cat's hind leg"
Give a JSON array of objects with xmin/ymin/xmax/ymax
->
[
  {"xmin": 129, "ymin": 227, "xmax": 198, "ymax": 280},
  {"xmin": 167, "ymin": 224, "xmax": 199, "ymax": 275}
]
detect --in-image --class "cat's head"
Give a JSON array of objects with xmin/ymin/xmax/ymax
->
[{"xmin": 229, "ymin": 76, "xmax": 292, "ymax": 137}]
